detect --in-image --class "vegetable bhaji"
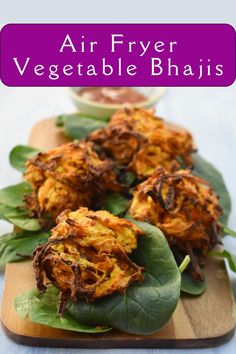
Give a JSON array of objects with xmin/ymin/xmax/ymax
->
[
  {"xmin": 89, "ymin": 108, "xmax": 195, "ymax": 178},
  {"xmin": 129, "ymin": 168, "xmax": 222, "ymax": 280},
  {"xmin": 24, "ymin": 141, "xmax": 122, "ymax": 222},
  {"xmin": 33, "ymin": 207, "xmax": 144, "ymax": 314}
]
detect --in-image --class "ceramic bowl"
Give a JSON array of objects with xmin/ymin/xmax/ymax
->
[{"xmin": 69, "ymin": 87, "xmax": 166, "ymax": 120}]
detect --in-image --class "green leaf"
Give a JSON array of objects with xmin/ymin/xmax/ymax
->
[
  {"xmin": 15, "ymin": 287, "xmax": 111, "ymax": 333},
  {"xmin": 0, "ymin": 182, "xmax": 32, "ymax": 207},
  {"xmin": 209, "ymin": 249, "xmax": 236, "ymax": 273},
  {"xmin": 178, "ymin": 255, "xmax": 190, "ymax": 273},
  {"xmin": 222, "ymin": 225, "xmax": 236, "ymax": 239},
  {"xmin": 67, "ymin": 220, "xmax": 181, "ymax": 335},
  {"xmin": 181, "ymin": 273, "xmax": 206, "ymax": 295},
  {"xmin": 192, "ymin": 154, "xmax": 231, "ymax": 224},
  {"xmin": 65, "ymin": 115, "xmax": 107, "ymax": 140},
  {"xmin": 56, "ymin": 113, "xmax": 108, "ymax": 140},
  {"xmin": 0, "ymin": 230, "xmax": 49, "ymax": 268},
  {"xmin": 55, "ymin": 114, "xmax": 66, "ymax": 127},
  {"xmin": 9, "ymin": 145, "xmax": 40, "ymax": 173},
  {"xmin": 15, "ymin": 288, "xmax": 32, "ymax": 319},
  {"xmin": 0, "ymin": 182, "xmax": 40, "ymax": 231},
  {"xmin": 102, "ymin": 192, "xmax": 130, "ymax": 216},
  {"xmin": 121, "ymin": 171, "xmax": 137, "ymax": 186},
  {"xmin": 0, "ymin": 204, "xmax": 40, "ymax": 231}
]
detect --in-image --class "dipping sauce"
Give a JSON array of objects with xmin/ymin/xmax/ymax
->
[{"xmin": 78, "ymin": 87, "xmax": 147, "ymax": 105}]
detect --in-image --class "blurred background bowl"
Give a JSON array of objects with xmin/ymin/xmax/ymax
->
[{"xmin": 69, "ymin": 87, "xmax": 166, "ymax": 120}]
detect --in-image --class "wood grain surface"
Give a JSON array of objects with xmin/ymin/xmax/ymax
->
[{"xmin": 1, "ymin": 118, "xmax": 236, "ymax": 348}]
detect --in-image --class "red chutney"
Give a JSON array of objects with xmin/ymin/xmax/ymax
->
[{"xmin": 78, "ymin": 87, "xmax": 147, "ymax": 105}]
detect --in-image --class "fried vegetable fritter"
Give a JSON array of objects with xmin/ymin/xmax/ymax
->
[
  {"xmin": 89, "ymin": 108, "xmax": 195, "ymax": 178},
  {"xmin": 129, "ymin": 168, "xmax": 222, "ymax": 280},
  {"xmin": 33, "ymin": 208, "xmax": 144, "ymax": 314},
  {"xmin": 24, "ymin": 141, "xmax": 122, "ymax": 222}
]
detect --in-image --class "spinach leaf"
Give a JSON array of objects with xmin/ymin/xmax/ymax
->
[
  {"xmin": 55, "ymin": 114, "xmax": 66, "ymax": 127},
  {"xmin": 0, "ymin": 182, "xmax": 40, "ymax": 231},
  {"xmin": 120, "ymin": 171, "xmax": 137, "ymax": 186},
  {"xmin": 102, "ymin": 192, "xmax": 130, "ymax": 216},
  {"xmin": 222, "ymin": 225, "xmax": 236, "ymax": 239},
  {"xmin": 0, "ymin": 230, "xmax": 49, "ymax": 268},
  {"xmin": 0, "ymin": 182, "xmax": 32, "ymax": 207},
  {"xmin": 181, "ymin": 273, "xmax": 206, "ymax": 295},
  {"xmin": 15, "ymin": 286, "xmax": 111, "ymax": 333},
  {"xmin": 178, "ymin": 255, "xmax": 190, "ymax": 273},
  {"xmin": 192, "ymin": 154, "xmax": 231, "ymax": 224},
  {"xmin": 0, "ymin": 204, "xmax": 40, "ymax": 231},
  {"xmin": 56, "ymin": 113, "xmax": 108, "ymax": 140},
  {"xmin": 68, "ymin": 220, "xmax": 181, "ymax": 335},
  {"xmin": 9, "ymin": 145, "xmax": 40, "ymax": 173},
  {"xmin": 209, "ymin": 249, "xmax": 236, "ymax": 273}
]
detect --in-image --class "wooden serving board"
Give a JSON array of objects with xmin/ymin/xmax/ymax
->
[{"xmin": 1, "ymin": 118, "xmax": 236, "ymax": 348}]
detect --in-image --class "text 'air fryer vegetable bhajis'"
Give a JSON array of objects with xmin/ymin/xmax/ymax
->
[
  {"xmin": 24, "ymin": 141, "xmax": 122, "ymax": 223},
  {"xmin": 33, "ymin": 207, "xmax": 144, "ymax": 314},
  {"xmin": 130, "ymin": 168, "xmax": 222, "ymax": 280},
  {"xmin": 89, "ymin": 108, "xmax": 195, "ymax": 178}
]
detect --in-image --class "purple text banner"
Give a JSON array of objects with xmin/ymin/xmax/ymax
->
[{"xmin": 0, "ymin": 24, "xmax": 235, "ymax": 86}]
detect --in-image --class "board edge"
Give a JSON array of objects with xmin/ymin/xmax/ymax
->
[{"xmin": 1, "ymin": 318, "xmax": 235, "ymax": 349}]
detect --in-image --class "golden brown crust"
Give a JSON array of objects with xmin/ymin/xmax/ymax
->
[
  {"xmin": 24, "ymin": 142, "xmax": 122, "ymax": 222},
  {"xmin": 130, "ymin": 168, "xmax": 222, "ymax": 280},
  {"xmin": 33, "ymin": 208, "xmax": 144, "ymax": 313},
  {"xmin": 89, "ymin": 108, "xmax": 195, "ymax": 178}
]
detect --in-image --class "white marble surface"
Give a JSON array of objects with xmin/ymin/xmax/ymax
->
[{"xmin": 0, "ymin": 84, "xmax": 236, "ymax": 353}]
